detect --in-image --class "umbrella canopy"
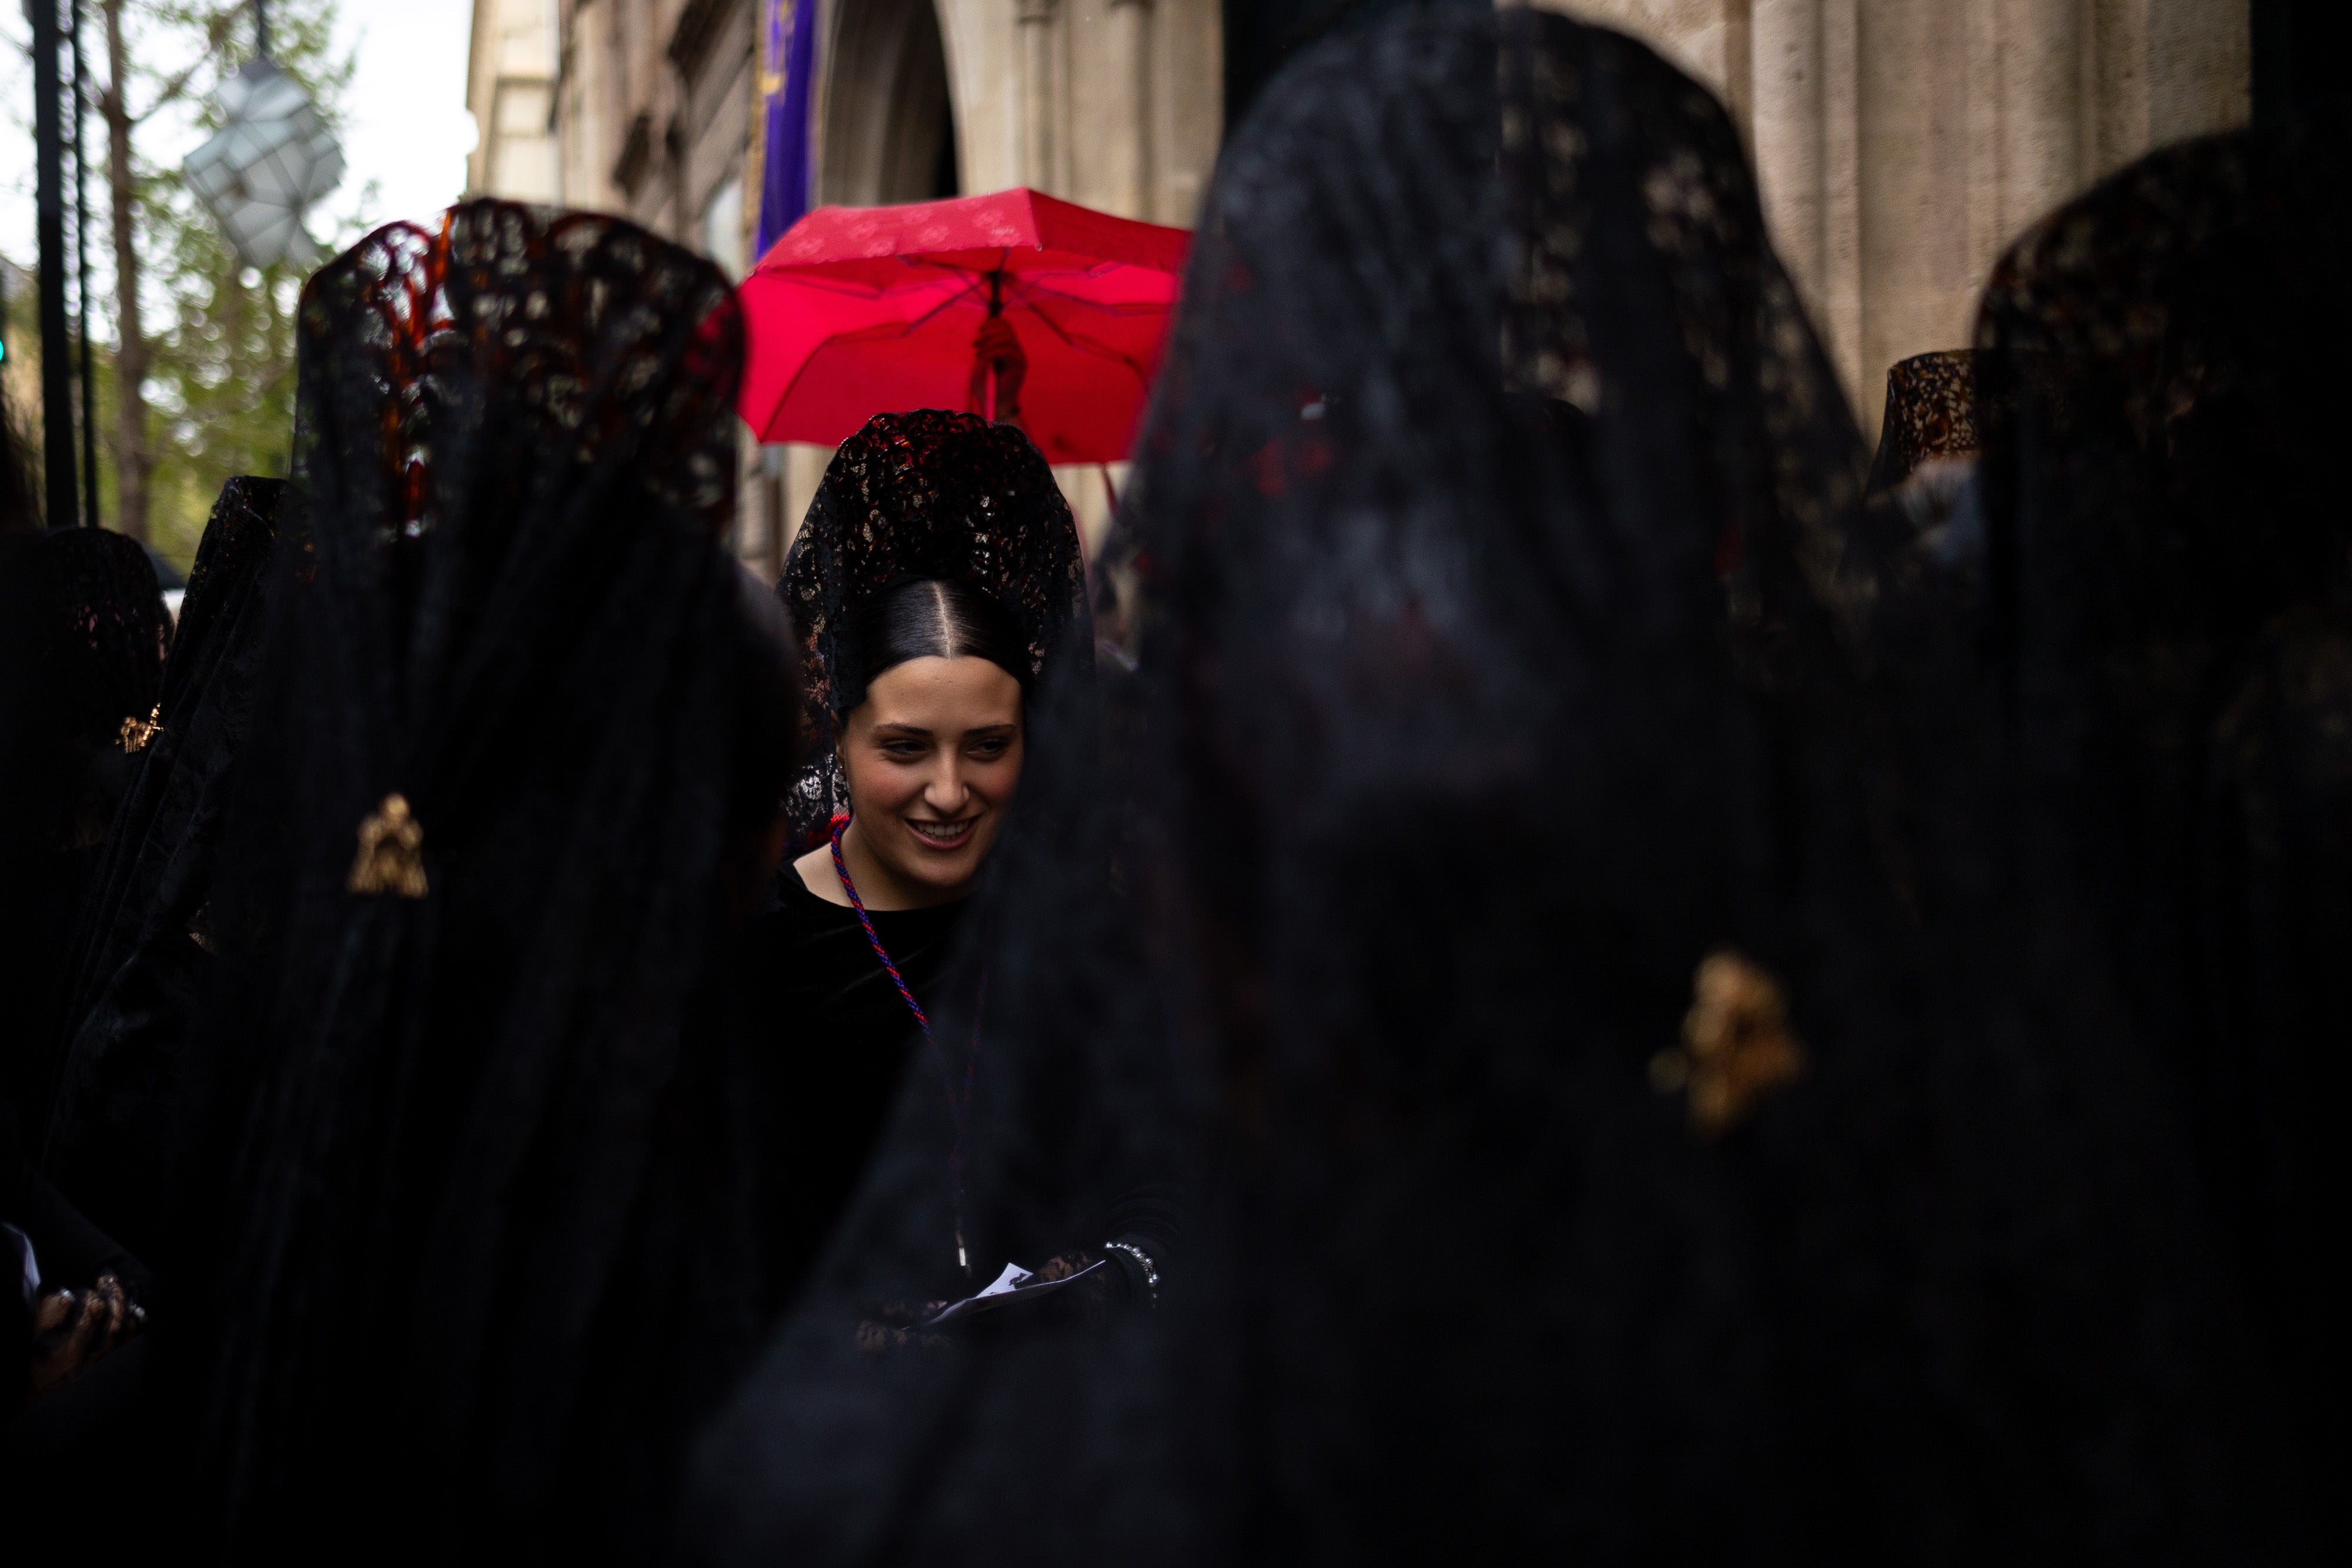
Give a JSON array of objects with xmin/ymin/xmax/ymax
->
[{"xmin": 736, "ymin": 188, "xmax": 1190, "ymax": 464}]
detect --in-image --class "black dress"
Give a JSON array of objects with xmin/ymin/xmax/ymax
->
[{"xmin": 743, "ymin": 865, "xmax": 965, "ymax": 1306}]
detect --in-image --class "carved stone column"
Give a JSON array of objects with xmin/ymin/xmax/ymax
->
[
  {"xmin": 1750, "ymin": 0, "xmax": 1826, "ymax": 313},
  {"xmin": 1998, "ymin": 0, "xmax": 2086, "ymax": 236},
  {"xmin": 1107, "ymin": 0, "xmax": 1154, "ymax": 219},
  {"xmin": 1018, "ymin": 0, "xmax": 1062, "ymax": 192}
]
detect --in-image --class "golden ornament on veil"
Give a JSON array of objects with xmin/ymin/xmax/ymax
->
[
  {"xmin": 348, "ymin": 793, "xmax": 429, "ymax": 899},
  {"xmin": 1649, "ymin": 948, "xmax": 1808, "ymax": 1138},
  {"xmin": 119, "ymin": 704, "xmax": 161, "ymax": 754}
]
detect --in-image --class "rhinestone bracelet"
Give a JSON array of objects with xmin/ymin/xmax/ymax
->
[{"xmin": 1102, "ymin": 1240, "xmax": 1160, "ymax": 1306}]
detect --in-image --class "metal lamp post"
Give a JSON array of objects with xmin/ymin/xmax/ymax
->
[{"xmin": 31, "ymin": 1, "xmax": 76, "ymax": 529}]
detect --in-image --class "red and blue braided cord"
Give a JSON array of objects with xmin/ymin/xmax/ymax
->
[
  {"xmin": 829, "ymin": 814, "xmax": 982, "ymax": 1136},
  {"xmin": 829, "ymin": 813, "xmax": 983, "ymax": 1268},
  {"xmin": 831, "ymin": 814, "xmax": 932, "ymax": 1035}
]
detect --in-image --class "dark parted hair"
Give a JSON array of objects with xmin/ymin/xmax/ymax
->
[{"xmin": 832, "ymin": 575, "xmax": 1032, "ymax": 720}]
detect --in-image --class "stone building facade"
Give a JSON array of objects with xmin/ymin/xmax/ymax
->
[
  {"xmin": 466, "ymin": 0, "xmax": 2257, "ymax": 562},
  {"xmin": 469, "ymin": 1, "xmax": 1225, "ymax": 570},
  {"xmin": 1541, "ymin": 1, "xmax": 2251, "ymax": 436},
  {"xmin": 466, "ymin": 0, "xmax": 563, "ymax": 203}
]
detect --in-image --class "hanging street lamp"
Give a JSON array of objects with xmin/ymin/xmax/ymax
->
[{"xmin": 182, "ymin": 3, "xmax": 345, "ymax": 272}]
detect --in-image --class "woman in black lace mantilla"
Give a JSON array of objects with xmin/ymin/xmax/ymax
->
[
  {"xmin": 741, "ymin": 409, "xmax": 1171, "ymax": 1329},
  {"xmin": 187, "ymin": 200, "xmax": 796, "ymax": 1566}
]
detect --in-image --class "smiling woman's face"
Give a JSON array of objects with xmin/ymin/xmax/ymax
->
[{"xmin": 836, "ymin": 654, "xmax": 1025, "ymax": 904}]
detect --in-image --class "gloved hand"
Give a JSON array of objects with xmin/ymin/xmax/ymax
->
[
  {"xmin": 1027, "ymin": 1249, "xmax": 1128, "ymax": 1325},
  {"xmin": 856, "ymin": 1296, "xmax": 951, "ymax": 1356},
  {"xmin": 27, "ymin": 1271, "xmax": 145, "ymax": 1399}
]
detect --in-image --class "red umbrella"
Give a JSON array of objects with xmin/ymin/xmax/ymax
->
[{"xmin": 734, "ymin": 188, "xmax": 1190, "ymax": 464}]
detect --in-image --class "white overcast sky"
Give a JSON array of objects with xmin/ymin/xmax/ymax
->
[{"xmin": 1, "ymin": 0, "xmax": 477, "ymax": 275}]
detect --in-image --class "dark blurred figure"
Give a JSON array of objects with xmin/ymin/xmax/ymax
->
[
  {"xmin": 45, "ymin": 477, "xmax": 280, "ymax": 1269},
  {"xmin": 1975, "ymin": 103, "xmax": 2352, "ymax": 1494},
  {"xmin": 0, "ymin": 425, "xmax": 163, "ymax": 1559},
  {"xmin": 0, "ymin": 526, "xmax": 168, "ymax": 1128},
  {"xmin": 2, "ymin": 1096, "xmax": 151, "ymax": 1512},
  {"xmin": 185, "ymin": 201, "xmax": 796, "ymax": 1566},
  {"xmin": 684, "ymin": 11, "xmax": 2283, "ymax": 1566}
]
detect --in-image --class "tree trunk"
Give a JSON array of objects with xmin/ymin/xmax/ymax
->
[{"xmin": 102, "ymin": 0, "xmax": 151, "ymax": 543}]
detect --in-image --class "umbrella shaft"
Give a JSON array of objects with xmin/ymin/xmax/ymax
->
[{"xmin": 984, "ymin": 267, "xmax": 1006, "ymax": 419}]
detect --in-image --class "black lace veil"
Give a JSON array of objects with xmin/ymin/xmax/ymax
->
[
  {"xmin": 685, "ymin": 12, "xmax": 2278, "ymax": 1563},
  {"xmin": 776, "ymin": 408, "xmax": 1091, "ymax": 847},
  {"xmin": 190, "ymin": 200, "xmax": 793, "ymax": 1562},
  {"xmin": 41, "ymin": 477, "xmax": 281, "ymax": 1263},
  {"xmin": 0, "ymin": 526, "xmax": 169, "ymax": 1121},
  {"xmin": 1974, "ymin": 109, "xmax": 2352, "ymax": 1481}
]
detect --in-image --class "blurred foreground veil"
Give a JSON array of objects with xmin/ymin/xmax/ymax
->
[
  {"xmin": 44, "ymin": 477, "xmax": 281, "ymax": 1264},
  {"xmin": 1973, "ymin": 105, "xmax": 2352, "ymax": 1497},
  {"xmin": 186, "ymin": 201, "xmax": 796, "ymax": 1563},
  {"xmin": 0, "ymin": 529, "xmax": 168, "ymax": 1120},
  {"xmin": 684, "ymin": 11, "xmax": 2284, "ymax": 1565}
]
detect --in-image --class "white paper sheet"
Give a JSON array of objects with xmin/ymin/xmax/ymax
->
[{"xmin": 921, "ymin": 1259, "xmax": 1109, "ymax": 1328}]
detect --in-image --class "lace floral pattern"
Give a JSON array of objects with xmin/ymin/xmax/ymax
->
[
  {"xmin": 1498, "ymin": 23, "xmax": 1873, "ymax": 661},
  {"xmin": 1867, "ymin": 350, "xmax": 1986, "ymax": 491}
]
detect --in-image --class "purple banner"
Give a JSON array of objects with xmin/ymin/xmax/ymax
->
[{"xmin": 755, "ymin": 0, "xmax": 818, "ymax": 263}]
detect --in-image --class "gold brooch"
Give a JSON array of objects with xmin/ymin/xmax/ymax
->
[
  {"xmin": 1649, "ymin": 948, "xmax": 1808, "ymax": 1138},
  {"xmin": 119, "ymin": 704, "xmax": 161, "ymax": 754},
  {"xmin": 348, "ymin": 793, "xmax": 429, "ymax": 898}
]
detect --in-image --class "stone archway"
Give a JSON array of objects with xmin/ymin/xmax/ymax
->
[{"xmin": 821, "ymin": 0, "xmax": 961, "ymax": 206}]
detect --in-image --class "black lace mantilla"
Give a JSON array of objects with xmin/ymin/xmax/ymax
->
[
  {"xmin": 0, "ymin": 526, "xmax": 169, "ymax": 1120},
  {"xmin": 44, "ymin": 477, "xmax": 282, "ymax": 1259},
  {"xmin": 198, "ymin": 200, "xmax": 773, "ymax": 1558},
  {"xmin": 1974, "ymin": 111, "xmax": 2352, "ymax": 1484},
  {"xmin": 0, "ymin": 527, "xmax": 169, "ymax": 751},
  {"xmin": 292, "ymin": 200, "xmax": 741, "ymax": 589},
  {"xmin": 777, "ymin": 409, "xmax": 1090, "ymax": 845}
]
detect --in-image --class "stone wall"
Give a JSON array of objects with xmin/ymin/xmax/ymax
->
[
  {"xmin": 467, "ymin": 0, "xmax": 563, "ymax": 201},
  {"xmin": 541, "ymin": 2, "xmax": 753, "ymax": 250},
  {"xmin": 1530, "ymin": 0, "xmax": 2251, "ymax": 436}
]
